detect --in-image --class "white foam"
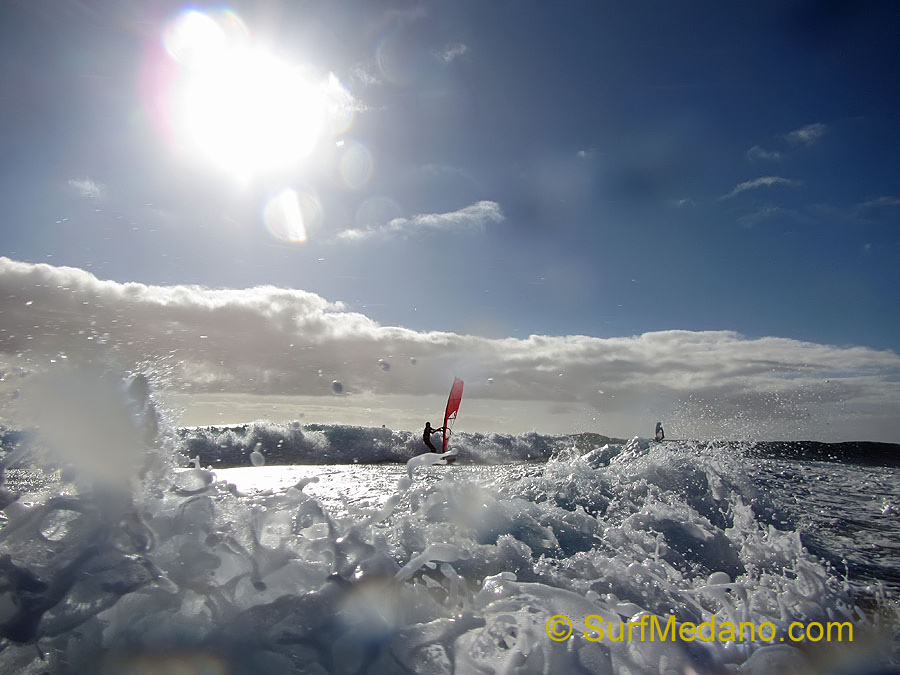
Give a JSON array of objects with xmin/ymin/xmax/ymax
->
[{"xmin": 0, "ymin": 373, "xmax": 894, "ymax": 674}]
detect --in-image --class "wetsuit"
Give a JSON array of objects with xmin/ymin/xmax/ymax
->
[{"xmin": 423, "ymin": 424, "xmax": 440, "ymax": 452}]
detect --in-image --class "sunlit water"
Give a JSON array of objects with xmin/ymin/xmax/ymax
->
[
  {"xmin": 748, "ymin": 459, "xmax": 900, "ymax": 593},
  {"xmin": 1, "ymin": 375, "xmax": 898, "ymax": 674}
]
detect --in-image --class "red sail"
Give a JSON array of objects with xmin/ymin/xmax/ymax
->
[{"xmin": 442, "ymin": 377, "xmax": 464, "ymax": 452}]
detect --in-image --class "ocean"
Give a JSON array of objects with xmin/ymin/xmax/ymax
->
[{"xmin": 0, "ymin": 374, "xmax": 898, "ymax": 674}]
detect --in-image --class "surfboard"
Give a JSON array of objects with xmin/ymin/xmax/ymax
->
[{"xmin": 442, "ymin": 377, "xmax": 464, "ymax": 462}]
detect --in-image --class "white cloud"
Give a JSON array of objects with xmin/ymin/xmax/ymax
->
[
  {"xmin": 671, "ymin": 198, "xmax": 696, "ymax": 209},
  {"xmin": 857, "ymin": 196, "xmax": 900, "ymax": 209},
  {"xmin": 723, "ymin": 176, "xmax": 800, "ymax": 199},
  {"xmin": 737, "ymin": 205, "xmax": 787, "ymax": 227},
  {"xmin": 320, "ymin": 72, "xmax": 370, "ymax": 127},
  {"xmin": 388, "ymin": 200, "xmax": 502, "ymax": 232},
  {"xmin": 2, "ymin": 258, "xmax": 899, "ymax": 441},
  {"xmin": 351, "ymin": 63, "xmax": 381, "ymax": 87},
  {"xmin": 747, "ymin": 145, "xmax": 781, "ymax": 162},
  {"xmin": 785, "ymin": 123, "xmax": 828, "ymax": 147},
  {"xmin": 68, "ymin": 178, "xmax": 106, "ymax": 201},
  {"xmin": 436, "ymin": 43, "xmax": 468, "ymax": 63},
  {"xmin": 744, "ymin": 123, "xmax": 827, "ymax": 167},
  {"xmin": 336, "ymin": 228, "xmax": 370, "ymax": 241},
  {"xmin": 340, "ymin": 200, "xmax": 503, "ymax": 240}
]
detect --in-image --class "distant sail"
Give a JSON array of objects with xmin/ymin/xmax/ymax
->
[{"xmin": 442, "ymin": 377, "xmax": 464, "ymax": 453}]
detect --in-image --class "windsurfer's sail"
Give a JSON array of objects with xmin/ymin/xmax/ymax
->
[{"xmin": 442, "ymin": 377, "xmax": 464, "ymax": 453}]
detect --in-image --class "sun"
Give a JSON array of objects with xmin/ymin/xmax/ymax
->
[{"xmin": 161, "ymin": 10, "xmax": 328, "ymax": 182}]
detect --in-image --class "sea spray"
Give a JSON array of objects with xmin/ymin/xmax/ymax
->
[{"xmin": 0, "ymin": 371, "xmax": 896, "ymax": 673}]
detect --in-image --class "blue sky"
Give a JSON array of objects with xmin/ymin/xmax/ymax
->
[{"xmin": 1, "ymin": 1, "xmax": 899, "ymax": 440}]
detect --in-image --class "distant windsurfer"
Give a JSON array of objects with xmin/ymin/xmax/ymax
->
[
  {"xmin": 423, "ymin": 422, "xmax": 445, "ymax": 452},
  {"xmin": 655, "ymin": 422, "xmax": 665, "ymax": 442}
]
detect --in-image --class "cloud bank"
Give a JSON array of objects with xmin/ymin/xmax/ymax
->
[{"xmin": 1, "ymin": 258, "xmax": 898, "ymax": 441}]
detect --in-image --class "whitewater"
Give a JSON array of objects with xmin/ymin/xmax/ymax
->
[{"xmin": 0, "ymin": 372, "xmax": 898, "ymax": 674}]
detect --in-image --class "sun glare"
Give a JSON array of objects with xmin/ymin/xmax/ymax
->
[{"xmin": 162, "ymin": 10, "xmax": 329, "ymax": 182}]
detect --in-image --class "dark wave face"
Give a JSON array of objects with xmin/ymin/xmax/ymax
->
[{"xmin": 175, "ymin": 422, "xmax": 900, "ymax": 467}]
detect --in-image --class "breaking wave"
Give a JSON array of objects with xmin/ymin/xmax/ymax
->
[{"xmin": 0, "ymin": 371, "xmax": 896, "ymax": 673}]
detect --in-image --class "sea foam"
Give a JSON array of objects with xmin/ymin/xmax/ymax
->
[{"xmin": 0, "ymin": 371, "xmax": 896, "ymax": 673}]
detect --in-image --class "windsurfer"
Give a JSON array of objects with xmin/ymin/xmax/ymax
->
[{"xmin": 423, "ymin": 422, "xmax": 445, "ymax": 452}]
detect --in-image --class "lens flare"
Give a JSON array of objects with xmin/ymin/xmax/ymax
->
[
  {"xmin": 338, "ymin": 141, "xmax": 373, "ymax": 190},
  {"xmin": 101, "ymin": 652, "xmax": 227, "ymax": 675},
  {"xmin": 375, "ymin": 29, "xmax": 426, "ymax": 85},
  {"xmin": 263, "ymin": 188, "xmax": 323, "ymax": 243}
]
